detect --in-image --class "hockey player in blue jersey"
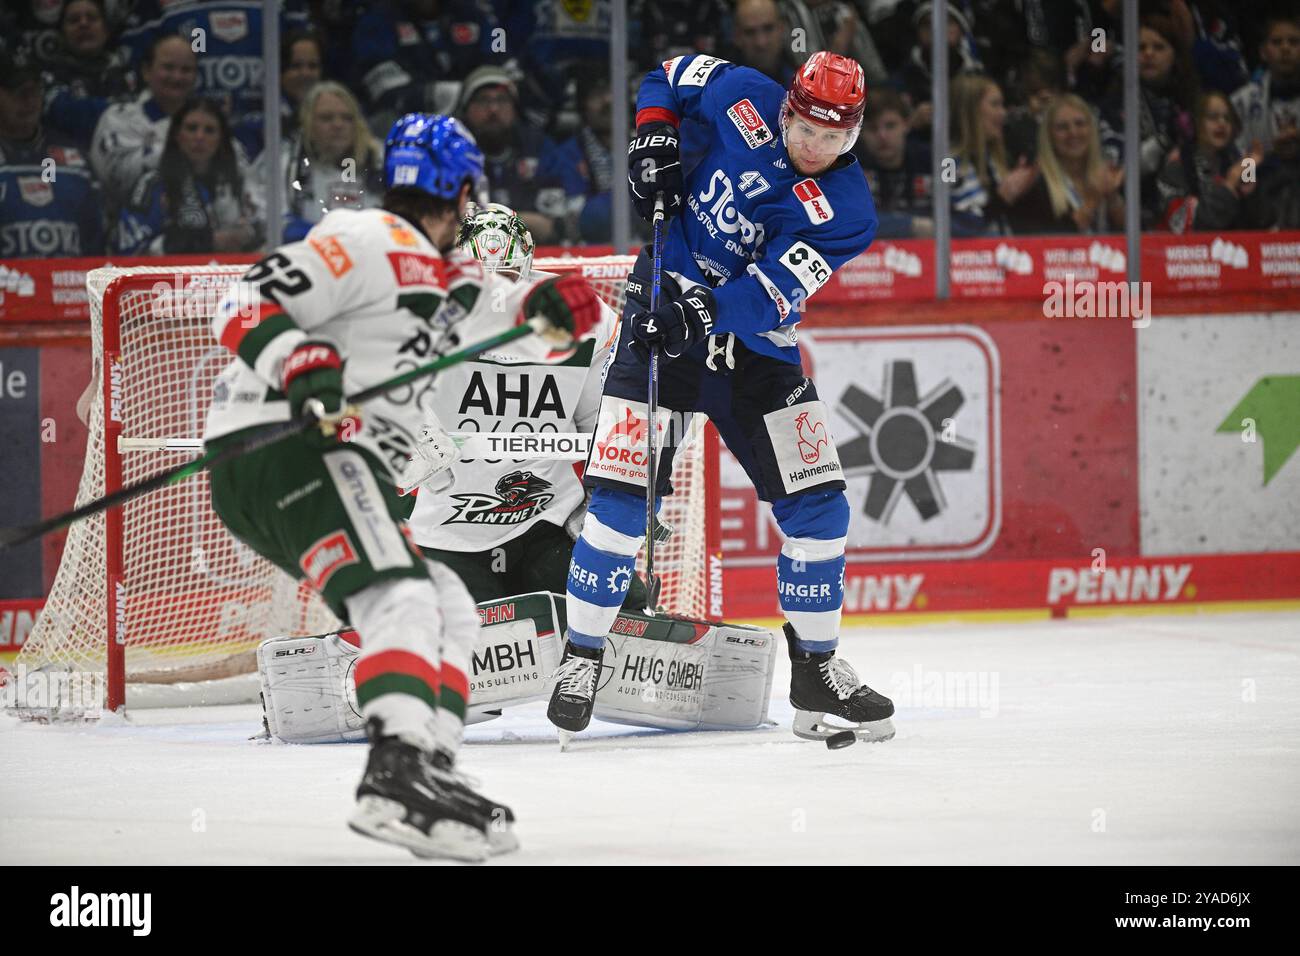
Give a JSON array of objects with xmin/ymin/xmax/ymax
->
[{"xmin": 548, "ymin": 51, "xmax": 896, "ymax": 746}]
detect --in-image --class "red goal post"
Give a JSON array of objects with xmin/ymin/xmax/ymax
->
[{"xmin": 17, "ymin": 257, "xmax": 721, "ymax": 714}]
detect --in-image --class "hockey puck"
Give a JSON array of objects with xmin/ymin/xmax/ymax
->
[{"xmin": 826, "ymin": 730, "xmax": 857, "ymax": 750}]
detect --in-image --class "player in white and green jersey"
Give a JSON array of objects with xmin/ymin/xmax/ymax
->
[{"xmin": 203, "ymin": 114, "xmax": 604, "ymax": 861}]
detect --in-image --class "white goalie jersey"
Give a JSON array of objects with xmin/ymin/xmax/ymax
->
[
  {"xmin": 203, "ymin": 207, "xmax": 546, "ymax": 479},
  {"xmin": 404, "ymin": 280, "xmax": 620, "ymax": 552}
]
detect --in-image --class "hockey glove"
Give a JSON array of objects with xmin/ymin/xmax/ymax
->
[
  {"xmin": 282, "ymin": 340, "xmax": 360, "ymax": 445},
  {"xmin": 627, "ymin": 123, "xmax": 683, "ymax": 222},
  {"xmin": 628, "ymin": 286, "xmax": 717, "ymax": 361},
  {"xmin": 522, "ymin": 274, "xmax": 602, "ymax": 344},
  {"xmin": 396, "ymin": 420, "xmax": 460, "ymax": 496}
]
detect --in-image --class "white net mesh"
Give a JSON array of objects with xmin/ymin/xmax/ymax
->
[{"xmin": 18, "ymin": 257, "xmax": 712, "ymax": 705}]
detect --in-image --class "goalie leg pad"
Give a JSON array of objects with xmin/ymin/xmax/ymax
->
[
  {"xmin": 589, "ymin": 612, "xmax": 778, "ymax": 731},
  {"xmin": 258, "ymin": 596, "xmax": 778, "ymax": 742},
  {"xmin": 257, "ymin": 631, "xmax": 368, "ymax": 744}
]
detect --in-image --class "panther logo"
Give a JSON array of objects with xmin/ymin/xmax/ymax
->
[{"xmin": 444, "ymin": 471, "xmax": 555, "ymax": 525}]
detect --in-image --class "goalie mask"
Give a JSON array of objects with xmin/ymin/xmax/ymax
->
[{"xmin": 456, "ymin": 202, "xmax": 535, "ymax": 280}]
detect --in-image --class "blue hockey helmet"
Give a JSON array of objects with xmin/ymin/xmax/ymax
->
[{"xmin": 384, "ymin": 113, "xmax": 488, "ymax": 203}]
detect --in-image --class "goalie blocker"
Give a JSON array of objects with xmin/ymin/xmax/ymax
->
[{"xmin": 258, "ymin": 592, "xmax": 776, "ymax": 743}]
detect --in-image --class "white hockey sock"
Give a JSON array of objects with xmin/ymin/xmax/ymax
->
[
  {"xmin": 344, "ymin": 576, "xmax": 443, "ymax": 753},
  {"xmin": 425, "ymin": 560, "xmax": 480, "ymax": 757}
]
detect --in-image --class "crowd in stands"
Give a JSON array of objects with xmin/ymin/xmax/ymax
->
[{"xmin": 2, "ymin": 0, "xmax": 1299, "ymax": 260}]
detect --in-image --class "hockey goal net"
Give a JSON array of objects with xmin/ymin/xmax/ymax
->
[{"xmin": 17, "ymin": 258, "xmax": 721, "ymax": 713}]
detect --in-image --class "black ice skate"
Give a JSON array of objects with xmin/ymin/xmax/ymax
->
[
  {"xmin": 785, "ymin": 624, "xmax": 896, "ymax": 745},
  {"xmin": 546, "ymin": 639, "xmax": 604, "ymax": 750},
  {"xmin": 430, "ymin": 749, "xmax": 519, "ymax": 856},
  {"xmin": 348, "ymin": 719, "xmax": 491, "ymax": 862}
]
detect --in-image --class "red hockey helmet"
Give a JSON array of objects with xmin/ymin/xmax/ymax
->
[{"xmin": 782, "ymin": 51, "xmax": 867, "ymax": 154}]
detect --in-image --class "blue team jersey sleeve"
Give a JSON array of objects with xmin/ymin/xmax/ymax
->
[
  {"xmin": 712, "ymin": 171, "xmax": 877, "ymax": 339},
  {"xmin": 636, "ymin": 55, "xmax": 781, "ymax": 129}
]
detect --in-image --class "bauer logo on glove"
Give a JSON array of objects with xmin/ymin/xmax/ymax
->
[{"xmin": 628, "ymin": 286, "xmax": 717, "ymax": 361}]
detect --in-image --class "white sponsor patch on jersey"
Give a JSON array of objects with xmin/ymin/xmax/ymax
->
[
  {"xmin": 663, "ymin": 55, "xmax": 685, "ymax": 85},
  {"xmin": 323, "ymin": 450, "xmax": 413, "ymax": 571},
  {"xmin": 727, "ymin": 99, "xmax": 773, "ymax": 149},
  {"xmin": 780, "ymin": 241, "xmax": 833, "ymax": 296},
  {"xmin": 678, "ymin": 56, "xmax": 727, "ymax": 87},
  {"xmin": 764, "ymin": 401, "xmax": 844, "ymax": 494},
  {"xmin": 387, "ymin": 251, "xmax": 442, "ymax": 286},
  {"xmin": 299, "ymin": 530, "xmax": 359, "ymax": 589},
  {"xmin": 738, "ymin": 171, "xmax": 771, "ymax": 198},
  {"xmin": 793, "ymin": 179, "xmax": 835, "ymax": 223},
  {"xmin": 583, "ymin": 396, "xmax": 686, "ymax": 489}
]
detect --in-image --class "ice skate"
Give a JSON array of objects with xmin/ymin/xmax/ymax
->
[
  {"xmin": 785, "ymin": 624, "xmax": 896, "ymax": 744},
  {"xmin": 546, "ymin": 640, "xmax": 604, "ymax": 749},
  {"xmin": 348, "ymin": 719, "xmax": 490, "ymax": 862},
  {"xmin": 430, "ymin": 749, "xmax": 519, "ymax": 856}
]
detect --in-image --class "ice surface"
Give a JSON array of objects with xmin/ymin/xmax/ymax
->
[{"xmin": 3, "ymin": 611, "xmax": 1298, "ymax": 865}]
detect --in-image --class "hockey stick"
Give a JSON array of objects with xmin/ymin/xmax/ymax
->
[
  {"xmin": 644, "ymin": 195, "xmax": 667, "ymax": 613},
  {"xmin": 0, "ymin": 318, "xmax": 551, "ymax": 551}
]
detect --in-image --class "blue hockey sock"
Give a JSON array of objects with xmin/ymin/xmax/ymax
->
[
  {"xmin": 773, "ymin": 492, "xmax": 850, "ymax": 654},
  {"xmin": 777, "ymin": 544, "xmax": 846, "ymax": 653},
  {"xmin": 565, "ymin": 488, "xmax": 644, "ymax": 648}
]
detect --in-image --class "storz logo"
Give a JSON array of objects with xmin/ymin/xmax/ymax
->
[{"xmin": 694, "ymin": 170, "xmax": 765, "ymax": 248}]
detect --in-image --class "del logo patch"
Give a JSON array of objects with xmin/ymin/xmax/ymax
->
[
  {"xmin": 794, "ymin": 179, "xmax": 834, "ymax": 223},
  {"xmin": 728, "ymin": 99, "xmax": 773, "ymax": 149}
]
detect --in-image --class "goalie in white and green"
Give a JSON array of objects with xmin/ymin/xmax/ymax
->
[{"xmin": 399, "ymin": 201, "xmax": 650, "ymax": 609}]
